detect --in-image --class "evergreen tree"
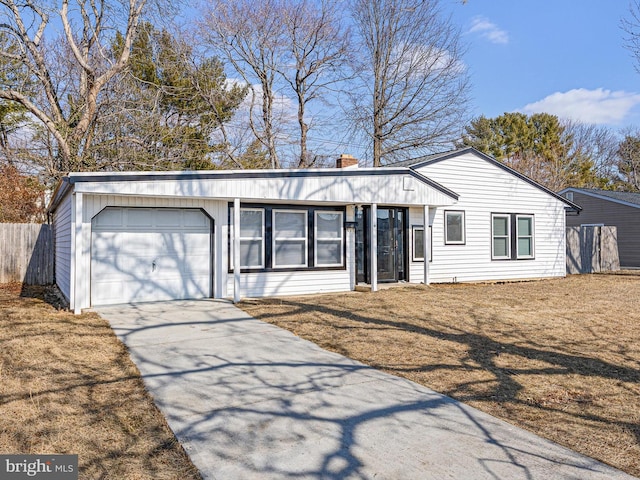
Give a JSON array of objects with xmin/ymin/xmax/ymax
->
[
  {"xmin": 102, "ymin": 24, "xmax": 247, "ymax": 170},
  {"xmin": 460, "ymin": 113, "xmax": 604, "ymax": 191}
]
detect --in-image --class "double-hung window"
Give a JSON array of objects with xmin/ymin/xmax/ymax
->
[
  {"xmin": 491, "ymin": 213, "xmax": 535, "ymax": 260},
  {"xmin": 516, "ymin": 215, "xmax": 534, "ymax": 259},
  {"xmin": 238, "ymin": 208, "xmax": 265, "ymax": 268},
  {"xmin": 445, "ymin": 211, "xmax": 465, "ymax": 244},
  {"xmin": 315, "ymin": 211, "xmax": 343, "ymax": 266},
  {"xmin": 273, "ymin": 210, "xmax": 308, "ymax": 268},
  {"xmin": 492, "ymin": 214, "xmax": 511, "ymax": 260}
]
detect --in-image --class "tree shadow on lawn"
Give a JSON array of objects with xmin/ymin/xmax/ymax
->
[
  {"xmin": 243, "ymin": 298, "xmax": 640, "ymax": 467},
  {"xmin": 0, "ymin": 287, "xmax": 202, "ymax": 479}
]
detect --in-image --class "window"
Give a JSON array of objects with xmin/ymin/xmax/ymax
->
[
  {"xmin": 412, "ymin": 225, "xmax": 432, "ymax": 262},
  {"xmin": 445, "ymin": 211, "xmax": 465, "ymax": 244},
  {"xmin": 315, "ymin": 211, "xmax": 343, "ymax": 266},
  {"xmin": 492, "ymin": 214, "xmax": 511, "ymax": 259},
  {"xmin": 491, "ymin": 213, "xmax": 535, "ymax": 260},
  {"xmin": 565, "ymin": 191, "xmax": 573, "ymax": 201},
  {"xmin": 238, "ymin": 208, "xmax": 264, "ymax": 268},
  {"xmin": 516, "ymin": 215, "xmax": 534, "ymax": 259},
  {"xmin": 229, "ymin": 204, "xmax": 345, "ymax": 271},
  {"xmin": 273, "ymin": 210, "xmax": 308, "ymax": 268}
]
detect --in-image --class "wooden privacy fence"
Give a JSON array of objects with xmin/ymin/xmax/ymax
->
[
  {"xmin": 0, "ymin": 223, "xmax": 53, "ymax": 285},
  {"xmin": 566, "ymin": 226, "xmax": 620, "ymax": 274}
]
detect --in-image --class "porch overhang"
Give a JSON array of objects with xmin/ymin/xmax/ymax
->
[{"xmin": 49, "ymin": 167, "xmax": 459, "ymax": 213}]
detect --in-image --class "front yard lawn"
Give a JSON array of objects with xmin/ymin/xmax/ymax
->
[
  {"xmin": 240, "ymin": 273, "xmax": 640, "ymax": 477},
  {"xmin": 0, "ymin": 284, "xmax": 201, "ymax": 480}
]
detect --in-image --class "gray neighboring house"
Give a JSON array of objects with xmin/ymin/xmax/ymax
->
[{"xmin": 559, "ymin": 188, "xmax": 640, "ymax": 268}]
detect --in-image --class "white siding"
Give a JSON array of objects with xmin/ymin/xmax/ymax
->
[
  {"xmin": 226, "ymin": 270, "xmax": 351, "ymax": 298},
  {"xmin": 408, "ymin": 152, "xmax": 567, "ymax": 283},
  {"xmin": 53, "ymin": 191, "xmax": 72, "ymax": 300},
  {"xmin": 225, "ymin": 229, "xmax": 354, "ymax": 298},
  {"xmin": 71, "ymin": 171, "xmax": 457, "ymax": 207}
]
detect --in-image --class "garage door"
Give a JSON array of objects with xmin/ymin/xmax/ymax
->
[{"xmin": 91, "ymin": 207, "xmax": 212, "ymax": 306}]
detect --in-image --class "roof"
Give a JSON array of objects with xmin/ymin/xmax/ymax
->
[
  {"xmin": 387, "ymin": 147, "xmax": 582, "ymax": 211},
  {"xmin": 48, "ymin": 166, "xmax": 459, "ymax": 213},
  {"xmin": 559, "ymin": 188, "xmax": 640, "ymax": 209}
]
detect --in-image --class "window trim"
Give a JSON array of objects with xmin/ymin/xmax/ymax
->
[
  {"xmin": 272, "ymin": 209, "xmax": 308, "ymax": 268},
  {"xmin": 491, "ymin": 213, "xmax": 535, "ymax": 261},
  {"xmin": 237, "ymin": 207, "xmax": 265, "ymax": 269},
  {"xmin": 491, "ymin": 214, "xmax": 511, "ymax": 260},
  {"xmin": 314, "ymin": 210, "xmax": 344, "ymax": 267},
  {"xmin": 516, "ymin": 214, "xmax": 535, "ymax": 259},
  {"xmin": 444, "ymin": 210, "xmax": 465, "ymax": 245},
  {"xmin": 411, "ymin": 225, "xmax": 432, "ymax": 262}
]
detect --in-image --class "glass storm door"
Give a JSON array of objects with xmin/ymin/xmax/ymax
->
[
  {"xmin": 356, "ymin": 207, "xmax": 407, "ymax": 284},
  {"xmin": 377, "ymin": 208, "xmax": 396, "ymax": 281}
]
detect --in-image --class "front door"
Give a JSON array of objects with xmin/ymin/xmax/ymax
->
[{"xmin": 356, "ymin": 207, "xmax": 407, "ymax": 284}]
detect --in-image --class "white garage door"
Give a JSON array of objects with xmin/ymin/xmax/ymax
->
[{"xmin": 91, "ymin": 207, "xmax": 212, "ymax": 306}]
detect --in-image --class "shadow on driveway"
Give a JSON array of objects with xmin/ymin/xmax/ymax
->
[{"xmin": 97, "ymin": 300, "xmax": 636, "ymax": 480}]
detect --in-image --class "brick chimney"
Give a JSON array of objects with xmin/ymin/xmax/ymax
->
[{"xmin": 336, "ymin": 154, "xmax": 358, "ymax": 169}]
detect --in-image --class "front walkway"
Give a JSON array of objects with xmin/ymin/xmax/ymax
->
[{"xmin": 97, "ymin": 300, "xmax": 636, "ymax": 480}]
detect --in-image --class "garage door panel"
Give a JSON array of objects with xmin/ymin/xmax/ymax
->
[
  {"xmin": 126, "ymin": 208, "xmax": 154, "ymax": 226},
  {"xmin": 92, "ymin": 255, "xmax": 153, "ymax": 281},
  {"xmin": 91, "ymin": 232, "xmax": 121, "ymax": 258},
  {"xmin": 94, "ymin": 208, "xmax": 123, "ymax": 227},
  {"xmin": 184, "ymin": 209, "xmax": 210, "ymax": 228},
  {"xmin": 91, "ymin": 207, "xmax": 211, "ymax": 306},
  {"xmin": 155, "ymin": 209, "xmax": 183, "ymax": 227}
]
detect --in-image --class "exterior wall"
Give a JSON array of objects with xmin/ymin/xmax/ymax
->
[
  {"xmin": 225, "ymin": 202, "xmax": 356, "ymax": 297},
  {"xmin": 565, "ymin": 192, "xmax": 640, "ymax": 267},
  {"xmin": 408, "ymin": 152, "xmax": 567, "ymax": 283},
  {"xmin": 226, "ymin": 269, "xmax": 351, "ymax": 298},
  {"xmin": 53, "ymin": 191, "xmax": 72, "ymax": 300},
  {"xmin": 72, "ymin": 195, "xmax": 356, "ymax": 308},
  {"xmin": 224, "ymin": 210, "xmax": 354, "ymax": 297}
]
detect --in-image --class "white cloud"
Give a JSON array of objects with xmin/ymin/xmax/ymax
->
[
  {"xmin": 522, "ymin": 88, "xmax": 640, "ymax": 125},
  {"xmin": 468, "ymin": 16, "xmax": 509, "ymax": 45}
]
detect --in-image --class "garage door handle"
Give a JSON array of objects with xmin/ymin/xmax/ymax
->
[{"xmin": 152, "ymin": 260, "xmax": 156, "ymax": 272}]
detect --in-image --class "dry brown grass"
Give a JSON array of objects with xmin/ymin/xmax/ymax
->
[
  {"xmin": 0, "ymin": 283, "xmax": 201, "ymax": 480},
  {"xmin": 240, "ymin": 273, "xmax": 640, "ymax": 477}
]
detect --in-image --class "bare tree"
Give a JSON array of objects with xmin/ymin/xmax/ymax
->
[
  {"xmin": 278, "ymin": 0, "xmax": 350, "ymax": 167},
  {"xmin": 0, "ymin": 0, "xmax": 153, "ymax": 181},
  {"xmin": 349, "ymin": 0, "xmax": 470, "ymax": 166},
  {"xmin": 616, "ymin": 129, "xmax": 640, "ymax": 191},
  {"xmin": 623, "ymin": 0, "xmax": 640, "ymax": 73},
  {"xmin": 200, "ymin": 0, "xmax": 286, "ymax": 168},
  {"xmin": 564, "ymin": 120, "xmax": 620, "ymax": 187}
]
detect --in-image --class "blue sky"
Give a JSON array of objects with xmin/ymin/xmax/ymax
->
[{"xmin": 448, "ymin": 0, "xmax": 640, "ymax": 129}]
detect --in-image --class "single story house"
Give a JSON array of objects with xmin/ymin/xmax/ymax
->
[
  {"xmin": 48, "ymin": 147, "xmax": 579, "ymax": 313},
  {"xmin": 559, "ymin": 187, "xmax": 640, "ymax": 268}
]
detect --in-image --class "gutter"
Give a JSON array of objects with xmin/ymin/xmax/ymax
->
[{"xmin": 46, "ymin": 177, "xmax": 72, "ymax": 214}]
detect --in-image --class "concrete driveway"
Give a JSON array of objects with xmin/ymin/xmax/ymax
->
[{"xmin": 96, "ymin": 300, "xmax": 636, "ymax": 480}]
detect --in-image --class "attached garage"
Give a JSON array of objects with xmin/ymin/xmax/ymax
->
[{"xmin": 90, "ymin": 207, "xmax": 212, "ymax": 306}]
